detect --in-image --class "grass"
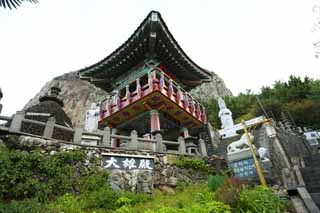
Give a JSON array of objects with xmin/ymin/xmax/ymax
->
[{"xmin": 128, "ymin": 183, "xmax": 211, "ymax": 212}]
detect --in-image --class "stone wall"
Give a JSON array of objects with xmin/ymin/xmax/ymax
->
[{"xmin": 9, "ymin": 135, "xmax": 226, "ymax": 194}]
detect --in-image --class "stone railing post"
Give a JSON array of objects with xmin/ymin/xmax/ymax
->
[
  {"xmin": 9, "ymin": 111, "xmax": 24, "ymax": 133},
  {"xmin": 101, "ymin": 127, "xmax": 111, "ymax": 147},
  {"xmin": 111, "ymin": 128, "xmax": 118, "ymax": 148},
  {"xmin": 73, "ymin": 127, "xmax": 83, "ymax": 144},
  {"xmin": 198, "ymin": 138, "xmax": 207, "ymax": 157},
  {"xmin": 43, "ymin": 117, "xmax": 56, "ymax": 139},
  {"xmin": 129, "ymin": 130, "xmax": 139, "ymax": 149},
  {"xmin": 155, "ymin": 133, "xmax": 164, "ymax": 152},
  {"xmin": 178, "ymin": 136, "xmax": 186, "ymax": 155}
]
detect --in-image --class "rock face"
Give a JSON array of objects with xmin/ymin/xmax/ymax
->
[
  {"xmin": 24, "ymin": 71, "xmax": 231, "ymax": 127},
  {"xmin": 190, "ymin": 71, "xmax": 232, "ymax": 103},
  {"xmin": 24, "ymin": 72, "xmax": 107, "ymax": 127}
]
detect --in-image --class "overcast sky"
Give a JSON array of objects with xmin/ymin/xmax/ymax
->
[{"xmin": 0, "ymin": 0, "xmax": 319, "ymax": 116}]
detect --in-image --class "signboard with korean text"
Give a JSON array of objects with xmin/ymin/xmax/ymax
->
[
  {"xmin": 228, "ymin": 157, "xmax": 257, "ymax": 179},
  {"xmin": 101, "ymin": 153, "xmax": 155, "ymax": 170}
]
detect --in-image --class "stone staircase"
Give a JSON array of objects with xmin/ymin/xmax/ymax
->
[{"xmin": 301, "ymin": 154, "xmax": 320, "ymax": 208}]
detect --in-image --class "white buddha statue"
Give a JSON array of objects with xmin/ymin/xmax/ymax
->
[{"xmin": 217, "ymin": 97, "xmax": 237, "ymax": 138}]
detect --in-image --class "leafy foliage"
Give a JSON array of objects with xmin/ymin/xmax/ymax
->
[
  {"xmin": 175, "ymin": 155, "xmax": 212, "ymax": 174},
  {"xmin": 205, "ymin": 75, "xmax": 320, "ymax": 130},
  {"xmin": 237, "ymin": 186, "xmax": 286, "ymax": 213},
  {"xmin": 0, "ymin": 0, "xmax": 38, "ymax": 9},
  {"xmin": 0, "ymin": 145, "xmax": 85, "ymax": 202},
  {"xmin": 0, "ymin": 198, "xmax": 45, "ymax": 213},
  {"xmin": 208, "ymin": 175, "xmax": 225, "ymax": 192}
]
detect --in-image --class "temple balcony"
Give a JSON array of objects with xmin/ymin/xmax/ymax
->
[{"xmin": 99, "ymin": 68, "xmax": 207, "ymax": 129}]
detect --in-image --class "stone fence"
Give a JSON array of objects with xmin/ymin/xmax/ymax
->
[{"xmin": 0, "ymin": 111, "xmax": 207, "ymax": 157}]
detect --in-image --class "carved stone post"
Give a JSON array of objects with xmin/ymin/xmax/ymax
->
[
  {"xmin": 102, "ymin": 127, "xmax": 111, "ymax": 147},
  {"xmin": 198, "ymin": 138, "xmax": 207, "ymax": 157},
  {"xmin": 178, "ymin": 136, "xmax": 186, "ymax": 155},
  {"xmin": 43, "ymin": 117, "xmax": 56, "ymax": 139},
  {"xmin": 9, "ymin": 111, "xmax": 24, "ymax": 133},
  {"xmin": 129, "ymin": 130, "xmax": 139, "ymax": 149},
  {"xmin": 73, "ymin": 127, "xmax": 83, "ymax": 144},
  {"xmin": 111, "ymin": 128, "xmax": 118, "ymax": 148},
  {"xmin": 155, "ymin": 133, "xmax": 164, "ymax": 152}
]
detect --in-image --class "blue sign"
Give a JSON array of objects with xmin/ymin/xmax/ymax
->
[{"xmin": 228, "ymin": 157, "xmax": 257, "ymax": 179}]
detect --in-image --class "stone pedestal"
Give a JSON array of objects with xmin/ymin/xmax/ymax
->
[
  {"xmin": 81, "ymin": 134, "xmax": 100, "ymax": 146},
  {"xmin": 227, "ymin": 148, "xmax": 254, "ymax": 162}
]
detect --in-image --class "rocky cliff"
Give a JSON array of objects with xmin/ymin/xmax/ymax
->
[
  {"xmin": 189, "ymin": 72, "xmax": 232, "ymax": 103},
  {"xmin": 24, "ymin": 71, "xmax": 231, "ymax": 127}
]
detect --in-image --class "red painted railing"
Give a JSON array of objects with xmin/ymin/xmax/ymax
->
[{"xmin": 100, "ymin": 69, "xmax": 207, "ymax": 123}]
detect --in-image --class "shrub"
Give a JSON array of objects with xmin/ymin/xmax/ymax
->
[
  {"xmin": 79, "ymin": 170, "xmax": 109, "ymax": 193},
  {"xmin": 82, "ymin": 186, "xmax": 120, "ymax": 210},
  {"xmin": 46, "ymin": 193, "xmax": 84, "ymax": 213},
  {"xmin": 175, "ymin": 155, "xmax": 212, "ymax": 174},
  {"xmin": 0, "ymin": 198, "xmax": 45, "ymax": 213},
  {"xmin": 215, "ymin": 177, "xmax": 244, "ymax": 208},
  {"xmin": 120, "ymin": 192, "xmax": 152, "ymax": 206},
  {"xmin": 0, "ymin": 145, "xmax": 85, "ymax": 202},
  {"xmin": 189, "ymin": 201, "xmax": 232, "ymax": 213},
  {"xmin": 208, "ymin": 175, "xmax": 225, "ymax": 192},
  {"xmin": 237, "ymin": 186, "xmax": 286, "ymax": 213}
]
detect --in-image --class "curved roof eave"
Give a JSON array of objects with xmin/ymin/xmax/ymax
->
[{"xmin": 79, "ymin": 11, "xmax": 212, "ymax": 81}]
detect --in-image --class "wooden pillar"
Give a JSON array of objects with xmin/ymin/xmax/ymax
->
[
  {"xmin": 176, "ymin": 86, "xmax": 181, "ymax": 105},
  {"xmin": 115, "ymin": 92, "xmax": 121, "ymax": 111},
  {"xmin": 150, "ymin": 109, "xmax": 161, "ymax": 135},
  {"xmin": 105, "ymin": 96, "xmax": 111, "ymax": 117},
  {"xmin": 159, "ymin": 72, "xmax": 165, "ymax": 92},
  {"xmin": 148, "ymin": 72, "xmax": 154, "ymax": 91},
  {"xmin": 168, "ymin": 79, "xmax": 173, "ymax": 99},
  {"xmin": 125, "ymin": 85, "xmax": 130, "ymax": 104},
  {"xmin": 136, "ymin": 78, "xmax": 142, "ymax": 99},
  {"xmin": 183, "ymin": 92, "xmax": 189, "ymax": 110}
]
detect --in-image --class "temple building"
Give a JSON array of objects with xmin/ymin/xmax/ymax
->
[{"xmin": 79, "ymin": 11, "xmax": 214, "ymax": 152}]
